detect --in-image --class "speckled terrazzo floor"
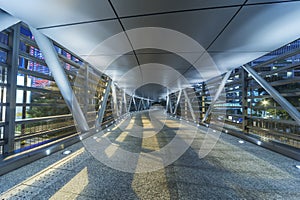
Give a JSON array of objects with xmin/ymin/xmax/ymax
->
[{"xmin": 0, "ymin": 110, "xmax": 299, "ymax": 200}]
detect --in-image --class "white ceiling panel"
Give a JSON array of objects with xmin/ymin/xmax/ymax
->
[
  {"xmin": 0, "ymin": 9, "xmax": 20, "ymax": 32},
  {"xmin": 0, "ymin": 0, "xmax": 115, "ymax": 28},
  {"xmin": 40, "ymin": 20, "xmax": 131, "ymax": 57},
  {"xmin": 111, "ymin": 0, "xmax": 244, "ymax": 17},
  {"xmin": 246, "ymin": 0, "xmax": 292, "ymax": 4},
  {"xmin": 209, "ymin": 2, "xmax": 300, "ymax": 53},
  {"xmin": 209, "ymin": 51, "xmax": 269, "ymax": 72},
  {"xmin": 121, "ymin": 7, "xmax": 239, "ymax": 49},
  {"xmin": 82, "ymin": 54, "xmax": 137, "ymax": 75},
  {"xmin": 104, "ymin": 54, "xmax": 138, "ymax": 71}
]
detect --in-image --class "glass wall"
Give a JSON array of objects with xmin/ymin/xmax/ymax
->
[
  {"xmin": 168, "ymin": 39, "xmax": 300, "ymax": 149},
  {"xmin": 0, "ymin": 23, "xmax": 133, "ymax": 158}
]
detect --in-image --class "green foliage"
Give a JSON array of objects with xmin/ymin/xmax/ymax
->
[{"xmin": 27, "ymin": 84, "xmax": 70, "ymax": 118}]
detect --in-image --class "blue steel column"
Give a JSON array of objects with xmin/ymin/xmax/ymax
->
[
  {"xmin": 29, "ymin": 27, "xmax": 89, "ymax": 132},
  {"xmin": 3, "ymin": 23, "xmax": 20, "ymax": 154},
  {"xmin": 242, "ymin": 64, "xmax": 300, "ymax": 126}
]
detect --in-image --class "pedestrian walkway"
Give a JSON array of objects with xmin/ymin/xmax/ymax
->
[{"xmin": 0, "ymin": 110, "xmax": 299, "ymax": 199}]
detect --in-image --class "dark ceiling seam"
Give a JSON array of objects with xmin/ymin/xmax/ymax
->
[
  {"xmin": 36, "ymin": 0, "xmax": 300, "ymax": 30},
  {"xmin": 118, "ymin": 0, "xmax": 300, "ymax": 20},
  {"xmin": 107, "ymin": 0, "xmax": 144, "ymax": 88},
  {"xmin": 206, "ymin": 0, "xmax": 248, "ymax": 50},
  {"xmin": 37, "ymin": 17, "xmax": 117, "ymax": 30},
  {"xmin": 166, "ymin": 0, "xmax": 249, "ymax": 89}
]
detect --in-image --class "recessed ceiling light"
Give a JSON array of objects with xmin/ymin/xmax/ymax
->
[
  {"xmin": 62, "ymin": 150, "xmax": 72, "ymax": 155},
  {"xmin": 257, "ymin": 141, "xmax": 262, "ymax": 146},
  {"xmin": 107, "ymin": 129, "xmax": 110, "ymax": 131},
  {"xmin": 238, "ymin": 140, "xmax": 245, "ymax": 144},
  {"xmin": 225, "ymin": 130, "xmax": 228, "ymax": 133}
]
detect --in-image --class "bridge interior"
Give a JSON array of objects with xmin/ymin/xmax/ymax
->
[{"xmin": 0, "ymin": 0, "xmax": 300, "ymax": 199}]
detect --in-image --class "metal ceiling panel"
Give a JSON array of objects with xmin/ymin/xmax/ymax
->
[
  {"xmin": 40, "ymin": 20, "xmax": 131, "ymax": 57},
  {"xmin": 209, "ymin": 2, "xmax": 300, "ymax": 53},
  {"xmin": 246, "ymin": 0, "xmax": 292, "ymax": 4},
  {"xmin": 137, "ymin": 51, "xmax": 197, "ymax": 71},
  {"xmin": 121, "ymin": 7, "xmax": 239, "ymax": 49},
  {"xmin": 209, "ymin": 52, "xmax": 269, "ymax": 72},
  {"xmin": 111, "ymin": 0, "xmax": 245, "ymax": 17},
  {"xmin": 0, "ymin": 0, "xmax": 115, "ymax": 28}
]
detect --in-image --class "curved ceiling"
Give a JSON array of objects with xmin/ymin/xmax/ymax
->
[{"xmin": 1, "ymin": 0, "xmax": 300, "ymax": 100}]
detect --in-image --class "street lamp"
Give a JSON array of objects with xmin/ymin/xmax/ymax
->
[
  {"xmin": 262, "ymin": 100, "xmax": 269, "ymax": 106},
  {"xmin": 262, "ymin": 99, "xmax": 269, "ymax": 118}
]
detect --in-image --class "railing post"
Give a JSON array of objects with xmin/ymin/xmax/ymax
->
[
  {"xmin": 241, "ymin": 68, "xmax": 249, "ymax": 133},
  {"xmin": 3, "ymin": 23, "xmax": 20, "ymax": 155}
]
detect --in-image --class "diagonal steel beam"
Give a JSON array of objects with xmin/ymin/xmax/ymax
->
[
  {"xmin": 243, "ymin": 64, "xmax": 300, "ymax": 126},
  {"xmin": 133, "ymin": 97, "xmax": 138, "ymax": 111},
  {"xmin": 111, "ymin": 82, "xmax": 118, "ymax": 117},
  {"xmin": 202, "ymin": 70, "xmax": 232, "ymax": 122},
  {"xmin": 127, "ymin": 96, "xmax": 133, "ymax": 112},
  {"xmin": 123, "ymin": 91, "xmax": 127, "ymax": 113},
  {"xmin": 141, "ymin": 99, "xmax": 146, "ymax": 110},
  {"xmin": 173, "ymin": 90, "xmax": 182, "ymax": 115},
  {"xmin": 183, "ymin": 89, "xmax": 196, "ymax": 121},
  {"xmin": 29, "ymin": 27, "xmax": 89, "ymax": 132},
  {"xmin": 96, "ymin": 79, "xmax": 112, "ymax": 127},
  {"xmin": 166, "ymin": 95, "xmax": 170, "ymax": 112},
  {"xmin": 137, "ymin": 99, "xmax": 142, "ymax": 111}
]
